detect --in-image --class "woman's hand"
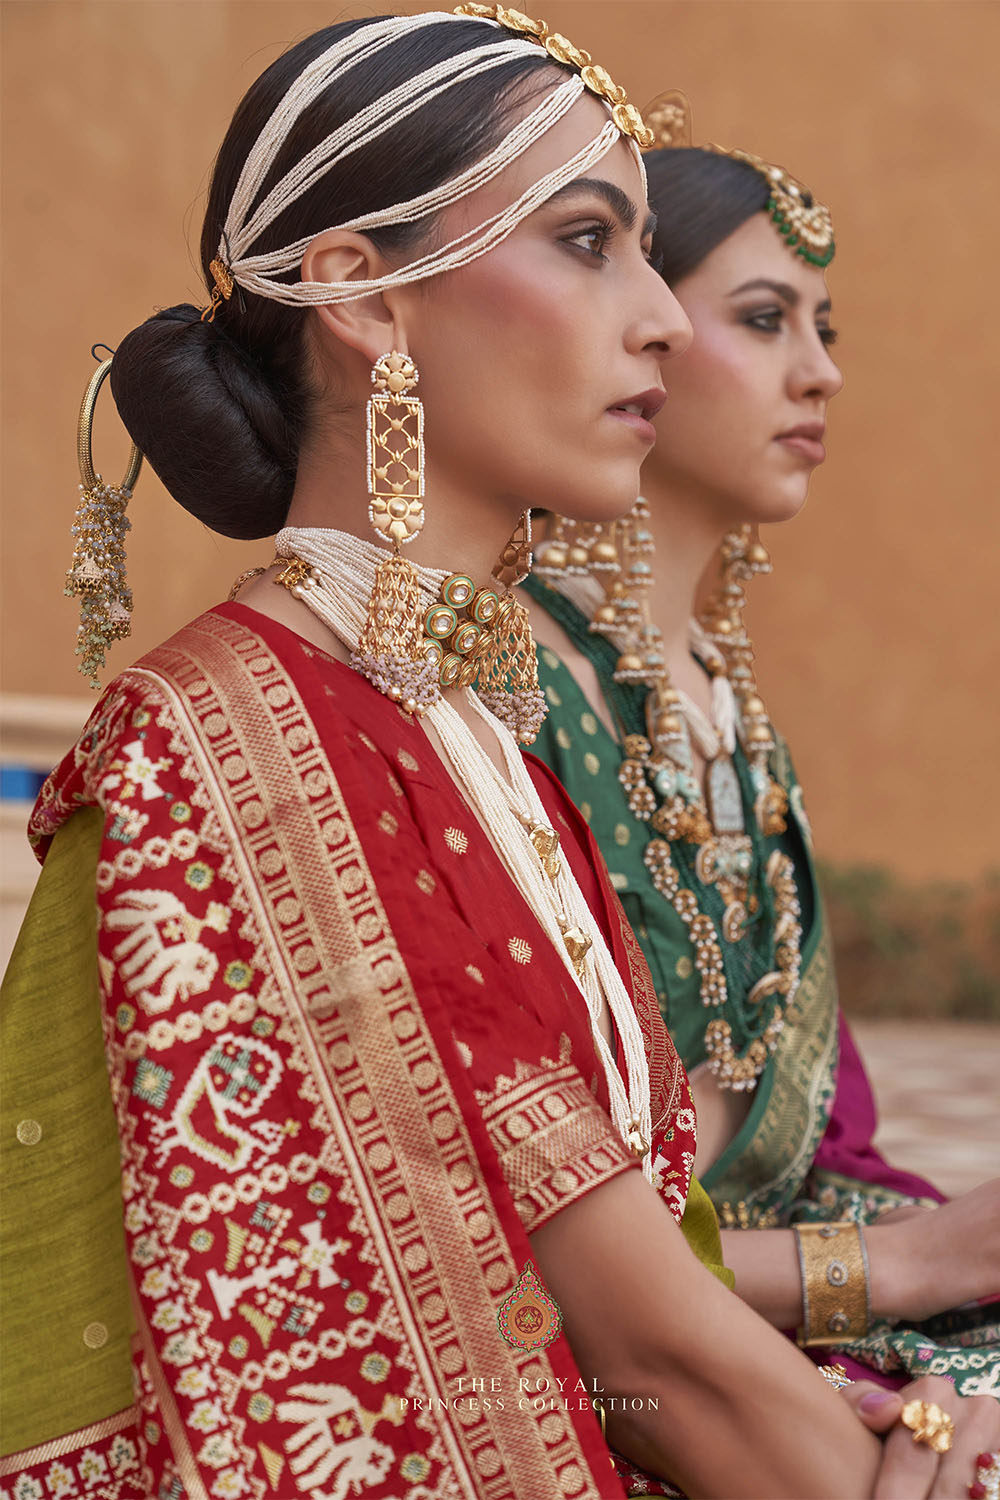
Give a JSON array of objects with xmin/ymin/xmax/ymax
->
[
  {"xmin": 871, "ymin": 1178, "xmax": 1000, "ymax": 1321},
  {"xmin": 843, "ymin": 1374, "xmax": 1000, "ymax": 1498}
]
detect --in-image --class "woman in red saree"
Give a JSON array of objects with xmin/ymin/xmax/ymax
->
[{"xmin": 2, "ymin": 9, "xmax": 997, "ymax": 1500}]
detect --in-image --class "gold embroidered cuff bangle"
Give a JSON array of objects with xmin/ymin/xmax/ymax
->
[{"xmin": 793, "ymin": 1221, "xmax": 871, "ymax": 1346}]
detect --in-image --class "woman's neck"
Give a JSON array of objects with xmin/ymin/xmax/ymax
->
[
  {"xmin": 285, "ymin": 433, "xmax": 515, "ymax": 587},
  {"xmin": 640, "ymin": 474, "xmax": 728, "ymax": 666}
]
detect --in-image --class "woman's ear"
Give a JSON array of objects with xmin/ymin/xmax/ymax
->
[{"xmin": 301, "ymin": 230, "xmax": 410, "ymax": 364}]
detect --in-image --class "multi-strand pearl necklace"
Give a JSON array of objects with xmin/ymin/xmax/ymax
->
[{"xmin": 274, "ymin": 526, "xmax": 653, "ymax": 1173}]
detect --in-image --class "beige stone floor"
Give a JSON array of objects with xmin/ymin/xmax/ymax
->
[{"xmin": 851, "ymin": 1020, "xmax": 1000, "ymax": 1198}]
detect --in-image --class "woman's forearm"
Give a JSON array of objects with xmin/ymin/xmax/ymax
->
[
  {"xmin": 719, "ymin": 1218, "xmax": 952, "ymax": 1330},
  {"xmin": 533, "ymin": 1174, "xmax": 881, "ymax": 1498},
  {"xmin": 607, "ymin": 1314, "xmax": 882, "ymax": 1500},
  {"xmin": 719, "ymin": 1226, "xmax": 802, "ymax": 1326}
]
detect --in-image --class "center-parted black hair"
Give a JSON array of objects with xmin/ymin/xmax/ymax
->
[
  {"xmin": 110, "ymin": 17, "xmax": 555, "ymax": 540},
  {"xmin": 644, "ymin": 147, "xmax": 772, "ymax": 287}
]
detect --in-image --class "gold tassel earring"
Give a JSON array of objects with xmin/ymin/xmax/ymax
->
[
  {"xmin": 700, "ymin": 524, "xmax": 789, "ymax": 834},
  {"xmin": 65, "ymin": 354, "xmax": 144, "ymax": 689},
  {"xmin": 475, "ymin": 510, "xmax": 547, "ymax": 745},
  {"xmin": 352, "ymin": 351, "xmax": 439, "ymax": 715}
]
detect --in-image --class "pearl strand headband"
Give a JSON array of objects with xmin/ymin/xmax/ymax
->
[
  {"xmin": 275, "ymin": 525, "xmax": 654, "ymax": 1176},
  {"xmin": 209, "ymin": 9, "xmax": 650, "ymax": 310}
]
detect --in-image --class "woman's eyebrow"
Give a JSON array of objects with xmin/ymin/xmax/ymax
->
[
  {"xmin": 728, "ymin": 278, "xmax": 833, "ymax": 316},
  {"xmin": 545, "ymin": 176, "xmax": 657, "ymax": 237},
  {"xmin": 729, "ymin": 277, "xmax": 799, "ymax": 304}
]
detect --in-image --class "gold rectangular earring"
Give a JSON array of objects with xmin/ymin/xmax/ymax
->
[{"xmin": 353, "ymin": 352, "xmax": 439, "ymax": 714}]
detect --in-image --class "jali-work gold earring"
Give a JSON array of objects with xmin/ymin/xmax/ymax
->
[{"xmin": 352, "ymin": 351, "xmax": 439, "ymax": 713}]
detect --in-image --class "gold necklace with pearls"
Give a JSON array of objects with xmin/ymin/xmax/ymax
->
[
  {"xmin": 535, "ymin": 509, "xmax": 803, "ymax": 1091},
  {"xmin": 266, "ymin": 526, "xmax": 655, "ymax": 1164}
]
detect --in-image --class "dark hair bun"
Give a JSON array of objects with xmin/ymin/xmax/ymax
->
[
  {"xmin": 108, "ymin": 17, "xmax": 555, "ymax": 541},
  {"xmin": 110, "ymin": 305, "xmax": 296, "ymax": 539}
]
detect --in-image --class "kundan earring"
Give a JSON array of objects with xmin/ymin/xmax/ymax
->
[
  {"xmin": 65, "ymin": 353, "xmax": 144, "ymax": 689},
  {"xmin": 700, "ymin": 524, "xmax": 789, "ymax": 834},
  {"xmin": 474, "ymin": 510, "xmax": 547, "ymax": 745},
  {"xmin": 353, "ymin": 351, "xmax": 440, "ymax": 714}
]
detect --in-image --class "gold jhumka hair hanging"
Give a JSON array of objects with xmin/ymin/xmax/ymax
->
[{"xmin": 65, "ymin": 355, "xmax": 144, "ymax": 689}]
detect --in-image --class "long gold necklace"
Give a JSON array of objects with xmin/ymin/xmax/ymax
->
[{"xmin": 535, "ymin": 509, "xmax": 803, "ymax": 1091}]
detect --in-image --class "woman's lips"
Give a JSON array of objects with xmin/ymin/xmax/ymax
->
[
  {"xmin": 606, "ymin": 389, "xmax": 666, "ymax": 445},
  {"xmin": 607, "ymin": 406, "xmax": 657, "ymax": 444},
  {"xmin": 776, "ymin": 433, "xmax": 826, "ymax": 464},
  {"xmin": 775, "ymin": 424, "xmax": 826, "ymax": 465}
]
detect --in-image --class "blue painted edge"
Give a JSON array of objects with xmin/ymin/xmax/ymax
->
[{"xmin": 0, "ymin": 767, "xmax": 50, "ymax": 801}]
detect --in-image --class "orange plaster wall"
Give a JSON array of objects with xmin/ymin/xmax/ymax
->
[{"xmin": 2, "ymin": 0, "xmax": 998, "ymax": 881}]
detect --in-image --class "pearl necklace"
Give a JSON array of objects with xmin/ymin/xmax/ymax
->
[{"xmin": 274, "ymin": 526, "xmax": 654, "ymax": 1172}]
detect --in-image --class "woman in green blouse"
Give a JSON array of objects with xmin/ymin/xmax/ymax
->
[{"xmin": 524, "ymin": 124, "xmax": 1000, "ymax": 1395}]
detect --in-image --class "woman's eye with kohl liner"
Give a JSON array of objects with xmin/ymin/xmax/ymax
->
[
  {"xmin": 563, "ymin": 217, "xmax": 617, "ymax": 261},
  {"xmin": 742, "ymin": 307, "xmax": 839, "ymax": 345},
  {"xmin": 743, "ymin": 307, "xmax": 783, "ymax": 333}
]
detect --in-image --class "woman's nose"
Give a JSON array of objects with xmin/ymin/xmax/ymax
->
[{"xmin": 634, "ymin": 269, "xmax": 693, "ymax": 363}]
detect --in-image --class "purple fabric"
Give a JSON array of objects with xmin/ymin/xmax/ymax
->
[{"xmin": 814, "ymin": 1013, "xmax": 946, "ymax": 1206}]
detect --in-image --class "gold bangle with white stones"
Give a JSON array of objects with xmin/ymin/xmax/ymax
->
[{"xmin": 794, "ymin": 1220, "xmax": 871, "ymax": 1346}]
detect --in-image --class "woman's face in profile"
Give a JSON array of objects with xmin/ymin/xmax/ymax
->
[
  {"xmin": 399, "ymin": 87, "xmax": 692, "ymax": 527},
  {"xmin": 644, "ymin": 211, "xmax": 843, "ymax": 526}
]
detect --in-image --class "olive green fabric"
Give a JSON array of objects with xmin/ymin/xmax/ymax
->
[
  {"xmin": 0, "ymin": 808, "xmax": 132, "ymax": 1456},
  {"xmin": 680, "ymin": 1176, "xmax": 735, "ymax": 1291}
]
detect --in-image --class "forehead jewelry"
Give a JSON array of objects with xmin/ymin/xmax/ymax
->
[
  {"xmin": 206, "ymin": 8, "xmax": 652, "ymax": 311},
  {"xmin": 642, "ymin": 87, "xmax": 835, "ymax": 267}
]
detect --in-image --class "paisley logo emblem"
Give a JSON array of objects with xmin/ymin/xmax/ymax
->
[{"xmin": 497, "ymin": 1261, "xmax": 562, "ymax": 1351}]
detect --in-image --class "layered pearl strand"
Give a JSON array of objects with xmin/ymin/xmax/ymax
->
[{"xmin": 275, "ymin": 526, "xmax": 653, "ymax": 1173}]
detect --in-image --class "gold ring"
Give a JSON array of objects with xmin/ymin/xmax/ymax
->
[
  {"xmin": 817, "ymin": 1363, "xmax": 853, "ymax": 1391},
  {"xmin": 900, "ymin": 1398, "xmax": 955, "ymax": 1454}
]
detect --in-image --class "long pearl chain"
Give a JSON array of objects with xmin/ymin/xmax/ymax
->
[{"xmin": 275, "ymin": 527, "xmax": 654, "ymax": 1173}]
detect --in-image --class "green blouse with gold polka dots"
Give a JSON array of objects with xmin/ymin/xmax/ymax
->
[
  {"xmin": 527, "ymin": 619, "xmax": 815, "ymax": 1070},
  {"xmin": 523, "ymin": 579, "xmax": 842, "ymax": 1224}
]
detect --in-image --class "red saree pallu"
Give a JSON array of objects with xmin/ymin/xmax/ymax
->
[{"xmin": 3, "ymin": 603, "xmax": 697, "ymax": 1500}]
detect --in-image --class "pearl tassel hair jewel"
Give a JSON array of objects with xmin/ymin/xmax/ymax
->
[{"xmin": 274, "ymin": 525, "xmax": 654, "ymax": 1174}]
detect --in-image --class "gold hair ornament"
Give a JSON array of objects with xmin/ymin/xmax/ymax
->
[
  {"xmin": 201, "ymin": 258, "xmax": 235, "ymax": 323},
  {"xmin": 642, "ymin": 88, "xmax": 693, "ymax": 150},
  {"xmin": 455, "ymin": 4, "xmax": 655, "ymax": 148},
  {"xmin": 715, "ymin": 145, "xmax": 835, "ymax": 267},
  {"xmin": 641, "ymin": 89, "xmax": 835, "ymax": 267},
  {"xmin": 65, "ymin": 355, "xmax": 144, "ymax": 688}
]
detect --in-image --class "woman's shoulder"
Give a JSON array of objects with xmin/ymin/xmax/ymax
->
[{"xmin": 27, "ymin": 603, "xmax": 396, "ymax": 857}]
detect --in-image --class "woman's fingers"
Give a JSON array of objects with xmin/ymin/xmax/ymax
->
[
  {"xmin": 929, "ymin": 1397, "xmax": 1000, "ymax": 1499},
  {"xmin": 856, "ymin": 1374, "xmax": 1000, "ymax": 1500},
  {"xmin": 840, "ymin": 1383, "xmax": 904, "ymax": 1434}
]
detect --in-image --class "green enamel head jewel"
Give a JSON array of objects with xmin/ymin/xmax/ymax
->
[
  {"xmin": 712, "ymin": 145, "xmax": 835, "ymax": 267},
  {"xmin": 643, "ymin": 90, "xmax": 836, "ymax": 268}
]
